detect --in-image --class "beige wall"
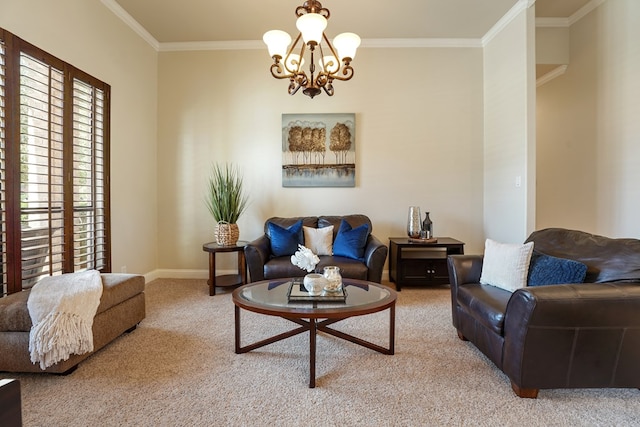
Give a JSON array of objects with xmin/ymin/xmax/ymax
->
[
  {"xmin": 536, "ymin": 27, "xmax": 570, "ymax": 65},
  {"xmin": 536, "ymin": 0, "xmax": 640, "ymax": 238},
  {"xmin": 157, "ymin": 47, "xmax": 486, "ymax": 274},
  {"xmin": 482, "ymin": 5, "xmax": 537, "ymax": 243},
  {"xmin": 1, "ymin": 0, "xmax": 159, "ymax": 275},
  {"xmin": 12, "ymin": 1, "xmax": 636, "ymax": 279}
]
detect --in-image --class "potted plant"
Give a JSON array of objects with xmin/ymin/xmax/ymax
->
[{"xmin": 205, "ymin": 163, "xmax": 249, "ymax": 246}]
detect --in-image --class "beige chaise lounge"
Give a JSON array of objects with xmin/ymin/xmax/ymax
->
[{"xmin": 0, "ymin": 273, "xmax": 145, "ymax": 373}]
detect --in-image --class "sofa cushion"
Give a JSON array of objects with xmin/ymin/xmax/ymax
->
[
  {"xmin": 264, "ymin": 216, "xmax": 318, "ymax": 234},
  {"xmin": 333, "ymin": 219, "xmax": 369, "ymax": 261},
  {"xmin": 268, "ymin": 220, "xmax": 303, "ymax": 257},
  {"xmin": 264, "ymin": 256, "xmax": 368, "ymax": 281},
  {"xmin": 265, "ymin": 257, "xmax": 313, "ymax": 278},
  {"xmin": 480, "ymin": 239, "xmax": 534, "ymax": 292},
  {"xmin": 318, "ymin": 215, "xmax": 372, "ymax": 240},
  {"xmin": 98, "ymin": 274, "xmax": 145, "ymax": 314},
  {"xmin": 525, "ymin": 228, "xmax": 640, "ymax": 283},
  {"xmin": 527, "ymin": 251, "xmax": 587, "ymax": 287},
  {"xmin": 457, "ymin": 283, "xmax": 512, "ymax": 335},
  {"xmin": 319, "ymin": 257, "xmax": 368, "ymax": 280},
  {"xmin": 0, "ymin": 273, "xmax": 145, "ymax": 333},
  {"xmin": 0, "ymin": 290, "xmax": 31, "ymax": 332},
  {"xmin": 303, "ymin": 225, "xmax": 333, "ymax": 256}
]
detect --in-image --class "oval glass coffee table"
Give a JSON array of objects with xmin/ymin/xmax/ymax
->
[{"xmin": 232, "ymin": 278, "xmax": 397, "ymax": 388}]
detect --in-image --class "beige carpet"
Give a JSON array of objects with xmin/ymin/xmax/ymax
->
[{"xmin": 13, "ymin": 279, "xmax": 640, "ymax": 426}]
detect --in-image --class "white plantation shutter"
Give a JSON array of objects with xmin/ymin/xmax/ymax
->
[{"xmin": 0, "ymin": 29, "xmax": 111, "ymax": 295}]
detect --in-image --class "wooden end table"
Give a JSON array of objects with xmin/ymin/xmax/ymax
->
[
  {"xmin": 202, "ymin": 241, "xmax": 248, "ymax": 296},
  {"xmin": 388, "ymin": 237, "xmax": 464, "ymax": 291}
]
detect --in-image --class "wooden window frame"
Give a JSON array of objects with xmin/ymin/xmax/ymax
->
[{"xmin": 0, "ymin": 28, "xmax": 111, "ymax": 295}]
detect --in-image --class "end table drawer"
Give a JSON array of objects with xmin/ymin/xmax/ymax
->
[{"xmin": 400, "ymin": 247, "xmax": 447, "ymax": 259}]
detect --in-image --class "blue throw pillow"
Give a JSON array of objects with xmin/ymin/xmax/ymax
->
[
  {"xmin": 527, "ymin": 251, "xmax": 587, "ymax": 286},
  {"xmin": 333, "ymin": 219, "xmax": 369, "ymax": 261},
  {"xmin": 268, "ymin": 220, "xmax": 303, "ymax": 257}
]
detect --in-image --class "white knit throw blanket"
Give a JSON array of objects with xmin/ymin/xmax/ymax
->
[{"xmin": 27, "ymin": 270, "xmax": 103, "ymax": 369}]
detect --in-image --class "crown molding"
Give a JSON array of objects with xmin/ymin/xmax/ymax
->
[
  {"xmin": 569, "ymin": 0, "xmax": 608, "ymax": 25},
  {"xmin": 536, "ymin": 65, "xmax": 568, "ymax": 87},
  {"xmin": 158, "ymin": 38, "xmax": 483, "ymax": 52},
  {"xmin": 100, "ymin": 0, "xmax": 159, "ymax": 50},
  {"xmin": 536, "ymin": 0, "xmax": 608, "ymax": 28},
  {"xmin": 536, "ymin": 17, "xmax": 570, "ymax": 28},
  {"xmin": 361, "ymin": 38, "xmax": 482, "ymax": 49},
  {"xmin": 159, "ymin": 40, "xmax": 261, "ymax": 52},
  {"xmin": 482, "ymin": 0, "xmax": 529, "ymax": 46},
  {"xmin": 103, "ymin": 0, "xmax": 609, "ymax": 53}
]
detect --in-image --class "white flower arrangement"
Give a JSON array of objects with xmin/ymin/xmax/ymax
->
[{"xmin": 290, "ymin": 244, "xmax": 320, "ymax": 272}]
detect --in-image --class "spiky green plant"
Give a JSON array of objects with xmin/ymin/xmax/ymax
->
[{"xmin": 205, "ymin": 163, "xmax": 249, "ymax": 223}]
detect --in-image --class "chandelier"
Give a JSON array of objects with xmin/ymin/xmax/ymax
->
[{"xmin": 263, "ymin": 0, "xmax": 361, "ymax": 99}]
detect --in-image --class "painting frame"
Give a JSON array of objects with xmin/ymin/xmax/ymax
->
[{"xmin": 282, "ymin": 113, "xmax": 356, "ymax": 187}]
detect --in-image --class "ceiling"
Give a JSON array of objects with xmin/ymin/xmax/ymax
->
[{"xmin": 112, "ymin": 0, "xmax": 592, "ymax": 44}]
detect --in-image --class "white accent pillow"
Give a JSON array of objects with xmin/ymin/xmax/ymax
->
[
  {"xmin": 303, "ymin": 226, "xmax": 334, "ymax": 256},
  {"xmin": 479, "ymin": 238, "xmax": 534, "ymax": 292}
]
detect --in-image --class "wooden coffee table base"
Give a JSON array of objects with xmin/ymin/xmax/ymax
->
[{"xmin": 234, "ymin": 305, "xmax": 395, "ymax": 388}]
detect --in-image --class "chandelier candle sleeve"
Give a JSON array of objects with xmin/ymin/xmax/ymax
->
[{"xmin": 263, "ymin": 0, "xmax": 360, "ymax": 99}]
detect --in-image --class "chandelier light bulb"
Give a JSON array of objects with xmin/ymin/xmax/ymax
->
[
  {"xmin": 296, "ymin": 13, "xmax": 327, "ymax": 45},
  {"xmin": 263, "ymin": 30, "xmax": 292, "ymax": 58},
  {"xmin": 333, "ymin": 32, "xmax": 361, "ymax": 60}
]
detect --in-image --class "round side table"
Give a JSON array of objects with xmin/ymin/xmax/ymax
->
[{"xmin": 202, "ymin": 241, "xmax": 248, "ymax": 296}]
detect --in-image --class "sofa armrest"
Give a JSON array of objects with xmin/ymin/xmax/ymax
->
[
  {"xmin": 447, "ymin": 254, "xmax": 483, "ymax": 287},
  {"xmin": 244, "ymin": 235, "xmax": 272, "ymax": 283},
  {"xmin": 447, "ymin": 254, "xmax": 484, "ymax": 328},
  {"xmin": 363, "ymin": 234, "xmax": 388, "ymax": 283},
  {"xmin": 503, "ymin": 282, "xmax": 640, "ymax": 391}
]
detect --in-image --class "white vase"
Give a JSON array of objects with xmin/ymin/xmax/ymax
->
[{"xmin": 303, "ymin": 274, "xmax": 328, "ymax": 296}]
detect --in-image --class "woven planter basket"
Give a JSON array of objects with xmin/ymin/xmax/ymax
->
[{"xmin": 215, "ymin": 222, "xmax": 239, "ymax": 246}]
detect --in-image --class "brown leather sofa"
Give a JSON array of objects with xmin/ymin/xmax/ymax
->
[
  {"xmin": 447, "ymin": 228, "xmax": 640, "ymax": 398},
  {"xmin": 244, "ymin": 215, "xmax": 388, "ymax": 283}
]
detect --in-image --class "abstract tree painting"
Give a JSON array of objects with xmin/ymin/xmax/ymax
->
[{"xmin": 282, "ymin": 113, "xmax": 356, "ymax": 187}]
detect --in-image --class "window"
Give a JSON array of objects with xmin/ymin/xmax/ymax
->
[{"xmin": 0, "ymin": 28, "xmax": 111, "ymax": 295}]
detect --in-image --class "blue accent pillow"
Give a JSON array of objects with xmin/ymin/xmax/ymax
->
[
  {"xmin": 333, "ymin": 219, "xmax": 370, "ymax": 261},
  {"xmin": 527, "ymin": 251, "xmax": 587, "ymax": 286},
  {"xmin": 268, "ymin": 220, "xmax": 303, "ymax": 257}
]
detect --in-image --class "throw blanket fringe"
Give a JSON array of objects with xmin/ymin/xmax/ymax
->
[
  {"xmin": 28, "ymin": 270, "xmax": 103, "ymax": 369},
  {"xmin": 29, "ymin": 312, "xmax": 95, "ymax": 369}
]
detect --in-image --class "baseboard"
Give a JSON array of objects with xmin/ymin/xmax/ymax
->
[{"xmin": 144, "ymin": 269, "xmax": 208, "ymax": 283}]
